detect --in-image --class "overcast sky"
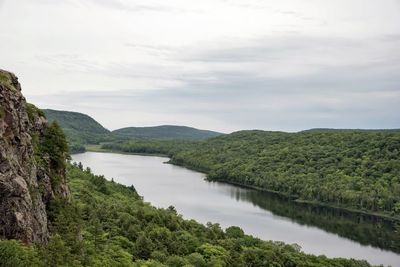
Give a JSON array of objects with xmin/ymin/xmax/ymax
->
[{"xmin": 0, "ymin": 0, "xmax": 399, "ymax": 132}]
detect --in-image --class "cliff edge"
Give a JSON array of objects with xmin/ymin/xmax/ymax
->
[{"xmin": 0, "ymin": 69, "xmax": 69, "ymax": 244}]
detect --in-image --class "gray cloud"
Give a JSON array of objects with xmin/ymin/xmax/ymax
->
[
  {"xmin": 29, "ymin": 32, "xmax": 400, "ymax": 132},
  {"xmin": 179, "ymin": 35, "xmax": 394, "ymax": 65},
  {"xmin": 28, "ymin": 55, "xmax": 400, "ymax": 132},
  {"xmin": 3, "ymin": 0, "xmax": 400, "ymax": 132},
  {"xmin": 83, "ymin": 0, "xmax": 201, "ymax": 13},
  {"xmin": 220, "ymin": 0, "xmax": 271, "ymax": 10},
  {"xmin": 86, "ymin": 0, "xmax": 174, "ymax": 12},
  {"xmin": 380, "ymin": 34, "xmax": 400, "ymax": 42}
]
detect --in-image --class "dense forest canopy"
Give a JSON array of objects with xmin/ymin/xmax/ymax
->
[
  {"xmin": 301, "ymin": 128, "xmax": 400, "ymax": 133},
  {"xmin": 113, "ymin": 125, "xmax": 223, "ymax": 140},
  {"xmin": 103, "ymin": 130, "xmax": 400, "ymax": 218}
]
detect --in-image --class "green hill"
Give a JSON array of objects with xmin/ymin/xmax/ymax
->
[
  {"xmin": 301, "ymin": 128, "xmax": 400, "ymax": 133},
  {"xmin": 43, "ymin": 110, "xmax": 223, "ymax": 152},
  {"xmin": 112, "ymin": 125, "xmax": 223, "ymax": 140},
  {"xmin": 43, "ymin": 109, "xmax": 113, "ymax": 152}
]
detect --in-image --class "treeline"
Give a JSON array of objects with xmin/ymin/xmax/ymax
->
[
  {"xmin": 0, "ymin": 164, "xmax": 377, "ymax": 267},
  {"xmin": 102, "ymin": 139, "xmax": 197, "ymax": 157},
  {"xmin": 103, "ymin": 130, "xmax": 400, "ymax": 218}
]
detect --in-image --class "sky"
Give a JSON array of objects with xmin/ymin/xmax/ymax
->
[{"xmin": 0, "ymin": 0, "xmax": 399, "ymax": 133}]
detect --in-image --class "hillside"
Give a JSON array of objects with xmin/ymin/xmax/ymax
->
[
  {"xmin": 103, "ymin": 129, "xmax": 400, "ymax": 219},
  {"xmin": 113, "ymin": 125, "xmax": 223, "ymax": 140},
  {"xmin": 43, "ymin": 109, "xmax": 113, "ymax": 152},
  {"xmin": 43, "ymin": 110, "xmax": 223, "ymax": 153},
  {"xmin": 302, "ymin": 128, "xmax": 400, "ymax": 133}
]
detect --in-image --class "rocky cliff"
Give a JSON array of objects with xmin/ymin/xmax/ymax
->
[{"xmin": 0, "ymin": 69, "xmax": 69, "ymax": 244}]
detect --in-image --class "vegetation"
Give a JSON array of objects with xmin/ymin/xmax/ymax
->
[
  {"xmin": 102, "ymin": 139, "xmax": 197, "ymax": 156},
  {"xmin": 0, "ymin": 164, "xmax": 378, "ymax": 266},
  {"xmin": 302, "ymin": 128, "xmax": 400, "ymax": 133},
  {"xmin": 29, "ymin": 120, "xmax": 70, "ymax": 191},
  {"xmin": 43, "ymin": 109, "xmax": 113, "ymax": 153},
  {"xmin": 40, "ymin": 122, "xmax": 71, "ymax": 170},
  {"xmin": 103, "ymin": 130, "xmax": 400, "ymax": 218},
  {"xmin": 26, "ymin": 103, "xmax": 45, "ymax": 122},
  {"xmin": 0, "ymin": 240, "xmax": 41, "ymax": 267},
  {"xmin": 0, "ymin": 70, "xmax": 17, "ymax": 92},
  {"xmin": 113, "ymin": 125, "xmax": 223, "ymax": 140}
]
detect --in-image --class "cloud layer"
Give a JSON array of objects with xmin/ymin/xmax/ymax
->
[{"xmin": 0, "ymin": 0, "xmax": 399, "ymax": 132}]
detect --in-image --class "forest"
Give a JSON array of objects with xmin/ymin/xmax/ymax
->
[
  {"xmin": 0, "ymin": 163, "xmax": 377, "ymax": 267},
  {"xmin": 102, "ymin": 130, "xmax": 400, "ymax": 219},
  {"xmin": 113, "ymin": 125, "xmax": 222, "ymax": 140}
]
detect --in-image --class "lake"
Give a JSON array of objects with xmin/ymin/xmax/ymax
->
[{"xmin": 72, "ymin": 152, "xmax": 400, "ymax": 266}]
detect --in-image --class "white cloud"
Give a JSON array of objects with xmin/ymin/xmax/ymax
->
[{"xmin": 1, "ymin": 0, "xmax": 399, "ymax": 132}]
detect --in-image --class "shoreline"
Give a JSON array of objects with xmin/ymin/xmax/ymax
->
[
  {"xmin": 83, "ymin": 146, "xmax": 400, "ymax": 222},
  {"xmin": 84, "ymin": 145, "xmax": 169, "ymax": 158}
]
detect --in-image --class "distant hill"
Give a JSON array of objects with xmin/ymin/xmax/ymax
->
[
  {"xmin": 43, "ymin": 110, "xmax": 223, "ymax": 151},
  {"xmin": 43, "ymin": 109, "xmax": 113, "ymax": 152},
  {"xmin": 112, "ymin": 125, "xmax": 223, "ymax": 140},
  {"xmin": 301, "ymin": 128, "xmax": 400, "ymax": 133}
]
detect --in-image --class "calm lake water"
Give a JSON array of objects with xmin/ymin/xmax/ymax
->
[{"xmin": 72, "ymin": 152, "xmax": 400, "ymax": 267}]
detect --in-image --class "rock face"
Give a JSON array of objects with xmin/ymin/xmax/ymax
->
[{"xmin": 0, "ymin": 69, "xmax": 69, "ymax": 244}]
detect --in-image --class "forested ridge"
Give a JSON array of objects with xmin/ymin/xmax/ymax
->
[
  {"xmin": 113, "ymin": 125, "xmax": 223, "ymax": 140},
  {"xmin": 44, "ymin": 109, "xmax": 223, "ymax": 154},
  {"xmin": 102, "ymin": 130, "xmax": 400, "ymax": 219},
  {"xmin": 43, "ymin": 109, "xmax": 114, "ymax": 153},
  {"xmin": 0, "ymin": 164, "xmax": 377, "ymax": 267}
]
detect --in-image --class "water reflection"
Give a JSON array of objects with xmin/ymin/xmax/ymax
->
[{"xmin": 224, "ymin": 184, "xmax": 400, "ymax": 253}]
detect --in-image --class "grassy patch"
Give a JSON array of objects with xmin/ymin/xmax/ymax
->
[
  {"xmin": 26, "ymin": 103, "xmax": 45, "ymax": 122},
  {"xmin": 0, "ymin": 71, "xmax": 17, "ymax": 92}
]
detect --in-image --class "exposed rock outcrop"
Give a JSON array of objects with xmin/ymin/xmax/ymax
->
[{"xmin": 0, "ymin": 69, "xmax": 69, "ymax": 244}]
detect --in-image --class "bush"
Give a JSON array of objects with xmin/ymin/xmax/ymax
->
[{"xmin": 0, "ymin": 240, "xmax": 41, "ymax": 267}]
